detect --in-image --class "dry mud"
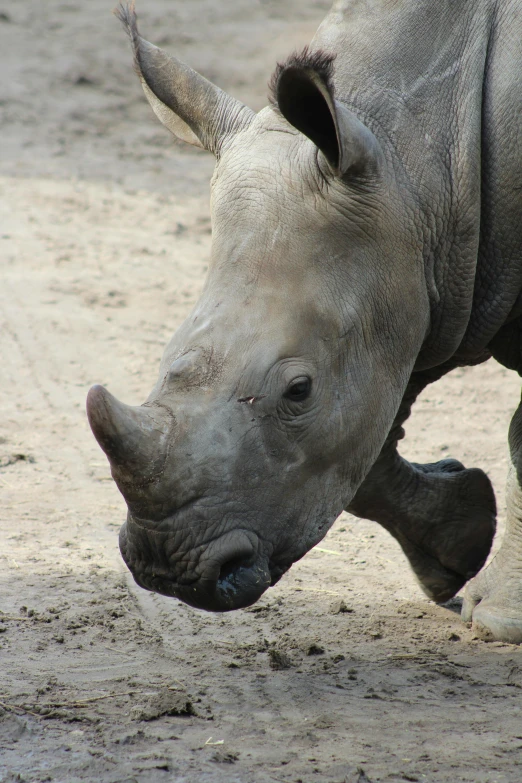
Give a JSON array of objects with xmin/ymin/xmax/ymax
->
[{"xmin": 1, "ymin": 2, "xmax": 522, "ymax": 782}]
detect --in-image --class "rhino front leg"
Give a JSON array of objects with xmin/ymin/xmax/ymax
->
[
  {"xmin": 462, "ymin": 396, "xmax": 522, "ymax": 642},
  {"xmin": 347, "ymin": 368, "xmax": 497, "ymax": 603}
]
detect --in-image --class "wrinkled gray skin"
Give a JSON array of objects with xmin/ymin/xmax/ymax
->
[{"xmin": 88, "ymin": 1, "xmax": 522, "ymax": 640}]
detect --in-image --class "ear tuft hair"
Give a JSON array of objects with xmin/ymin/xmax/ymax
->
[
  {"xmin": 114, "ymin": 2, "xmax": 142, "ymax": 76},
  {"xmin": 268, "ymin": 47, "xmax": 336, "ymax": 107}
]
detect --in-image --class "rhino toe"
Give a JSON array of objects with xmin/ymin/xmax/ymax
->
[
  {"xmin": 471, "ymin": 604, "xmax": 522, "ymax": 643},
  {"xmin": 462, "ymin": 555, "xmax": 522, "ymax": 643}
]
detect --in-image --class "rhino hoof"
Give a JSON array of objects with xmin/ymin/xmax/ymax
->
[{"xmin": 462, "ymin": 555, "xmax": 522, "ymax": 643}]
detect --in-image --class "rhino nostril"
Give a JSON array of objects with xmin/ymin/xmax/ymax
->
[
  {"xmin": 190, "ymin": 533, "xmax": 272, "ymax": 609},
  {"xmin": 218, "ymin": 554, "xmax": 255, "ymax": 584}
]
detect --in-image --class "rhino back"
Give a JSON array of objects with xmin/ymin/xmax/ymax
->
[{"xmin": 313, "ymin": 0, "xmax": 521, "ymax": 368}]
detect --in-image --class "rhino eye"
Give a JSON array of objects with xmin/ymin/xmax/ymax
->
[{"xmin": 284, "ymin": 377, "xmax": 311, "ymax": 402}]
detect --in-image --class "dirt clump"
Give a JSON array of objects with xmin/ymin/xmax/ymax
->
[{"xmin": 130, "ymin": 690, "xmax": 196, "ymax": 721}]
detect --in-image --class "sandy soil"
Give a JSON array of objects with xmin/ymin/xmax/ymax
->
[{"xmin": 2, "ymin": 2, "xmax": 522, "ymax": 782}]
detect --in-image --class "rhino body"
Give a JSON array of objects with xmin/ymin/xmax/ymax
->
[{"xmin": 87, "ymin": 1, "xmax": 522, "ymax": 641}]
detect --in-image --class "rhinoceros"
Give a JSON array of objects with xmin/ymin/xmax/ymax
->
[{"xmin": 87, "ymin": 1, "xmax": 522, "ymax": 642}]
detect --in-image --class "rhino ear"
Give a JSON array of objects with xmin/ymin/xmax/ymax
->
[
  {"xmin": 273, "ymin": 50, "xmax": 382, "ymax": 177},
  {"xmin": 116, "ymin": 3, "xmax": 255, "ymax": 155}
]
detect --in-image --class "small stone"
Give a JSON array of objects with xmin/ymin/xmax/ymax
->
[{"xmin": 329, "ymin": 599, "xmax": 354, "ymax": 614}]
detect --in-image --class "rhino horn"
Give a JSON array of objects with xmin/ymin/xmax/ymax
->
[
  {"xmin": 86, "ymin": 385, "xmax": 170, "ymax": 482},
  {"xmin": 115, "ymin": 3, "xmax": 255, "ymax": 154}
]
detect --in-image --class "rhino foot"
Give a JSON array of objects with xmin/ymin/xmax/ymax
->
[
  {"xmin": 461, "ymin": 466, "xmax": 522, "ymax": 643},
  {"xmin": 393, "ymin": 461, "xmax": 497, "ymax": 603},
  {"xmin": 462, "ymin": 553, "xmax": 522, "ymax": 643},
  {"xmin": 350, "ymin": 456, "xmax": 497, "ymax": 604},
  {"xmin": 397, "ymin": 536, "xmax": 477, "ymax": 605}
]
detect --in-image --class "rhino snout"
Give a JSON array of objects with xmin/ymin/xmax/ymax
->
[{"xmin": 120, "ymin": 522, "xmax": 273, "ymax": 612}]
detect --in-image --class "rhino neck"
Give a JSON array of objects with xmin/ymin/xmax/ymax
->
[{"xmin": 314, "ymin": 0, "xmax": 495, "ymax": 368}]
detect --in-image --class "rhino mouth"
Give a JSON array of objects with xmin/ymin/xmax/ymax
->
[{"xmin": 119, "ymin": 518, "xmax": 290, "ymax": 612}]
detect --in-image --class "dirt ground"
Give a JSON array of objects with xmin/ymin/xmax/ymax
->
[{"xmin": 2, "ymin": 2, "xmax": 522, "ymax": 782}]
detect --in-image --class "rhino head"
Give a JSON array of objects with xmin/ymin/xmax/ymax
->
[{"xmin": 87, "ymin": 5, "xmax": 429, "ymax": 611}]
